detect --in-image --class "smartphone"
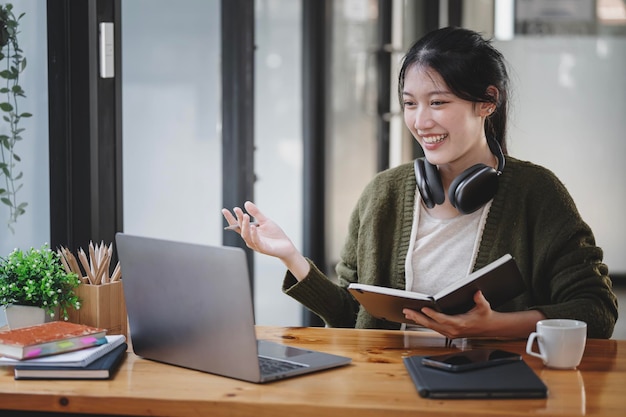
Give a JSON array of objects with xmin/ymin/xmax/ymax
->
[{"xmin": 421, "ymin": 349, "xmax": 522, "ymax": 372}]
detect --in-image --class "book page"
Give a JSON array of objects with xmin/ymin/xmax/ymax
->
[
  {"xmin": 348, "ymin": 283, "xmax": 431, "ymax": 301},
  {"xmin": 431, "ymin": 254, "xmax": 512, "ymax": 300}
]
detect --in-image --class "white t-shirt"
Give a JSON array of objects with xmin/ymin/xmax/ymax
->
[{"xmin": 403, "ymin": 192, "xmax": 491, "ymax": 330}]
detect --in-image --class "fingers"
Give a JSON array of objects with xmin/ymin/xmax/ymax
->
[
  {"xmin": 221, "ymin": 207, "xmax": 245, "ymax": 231},
  {"xmin": 221, "ymin": 208, "xmax": 237, "ymax": 226},
  {"xmin": 403, "ymin": 308, "xmax": 428, "ymax": 325},
  {"xmin": 246, "ymin": 220, "xmax": 263, "ymax": 250},
  {"xmin": 223, "ymin": 202, "xmax": 264, "ymax": 229},
  {"xmin": 222, "ymin": 203, "xmax": 265, "ymax": 249},
  {"xmin": 244, "ymin": 201, "xmax": 267, "ymax": 223},
  {"xmin": 222, "ymin": 206, "xmax": 251, "ymax": 232},
  {"xmin": 474, "ymin": 290, "xmax": 488, "ymax": 305}
]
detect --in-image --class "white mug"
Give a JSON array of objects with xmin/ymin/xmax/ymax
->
[{"xmin": 525, "ymin": 319, "xmax": 587, "ymax": 369}]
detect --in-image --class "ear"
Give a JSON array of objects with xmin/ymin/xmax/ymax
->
[{"xmin": 478, "ymin": 85, "xmax": 499, "ymax": 117}]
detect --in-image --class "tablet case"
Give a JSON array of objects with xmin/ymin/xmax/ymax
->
[{"xmin": 403, "ymin": 355, "xmax": 548, "ymax": 399}]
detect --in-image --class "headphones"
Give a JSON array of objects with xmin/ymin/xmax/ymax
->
[{"xmin": 414, "ymin": 136, "xmax": 505, "ymax": 215}]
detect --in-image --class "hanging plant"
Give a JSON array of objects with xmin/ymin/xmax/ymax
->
[{"xmin": 0, "ymin": 3, "xmax": 31, "ymax": 233}]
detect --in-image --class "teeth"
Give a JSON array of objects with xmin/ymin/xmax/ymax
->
[{"xmin": 422, "ymin": 134, "xmax": 447, "ymax": 144}]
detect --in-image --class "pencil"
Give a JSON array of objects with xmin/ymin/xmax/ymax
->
[{"xmin": 224, "ymin": 222, "xmax": 259, "ymax": 231}]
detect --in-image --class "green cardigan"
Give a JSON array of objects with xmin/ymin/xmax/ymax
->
[{"xmin": 282, "ymin": 157, "xmax": 618, "ymax": 339}]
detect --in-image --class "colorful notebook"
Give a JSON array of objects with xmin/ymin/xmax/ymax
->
[
  {"xmin": 0, "ymin": 334, "xmax": 125, "ymax": 367},
  {"xmin": 0, "ymin": 321, "xmax": 107, "ymax": 360}
]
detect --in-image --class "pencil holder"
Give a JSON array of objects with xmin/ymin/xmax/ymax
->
[{"xmin": 66, "ymin": 281, "xmax": 128, "ymax": 338}]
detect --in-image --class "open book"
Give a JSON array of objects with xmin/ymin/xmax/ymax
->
[{"xmin": 348, "ymin": 254, "xmax": 525, "ymax": 324}]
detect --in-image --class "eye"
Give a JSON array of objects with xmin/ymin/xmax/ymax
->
[
  {"xmin": 402, "ymin": 100, "xmax": 416, "ymax": 108},
  {"xmin": 430, "ymin": 100, "xmax": 447, "ymax": 106}
]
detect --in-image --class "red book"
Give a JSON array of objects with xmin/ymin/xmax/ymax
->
[{"xmin": 0, "ymin": 321, "xmax": 107, "ymax": 360}]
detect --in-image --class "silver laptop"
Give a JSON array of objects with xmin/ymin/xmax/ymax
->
[{"xmin": 115, "ymin": 233, "xmax": 351, "ymax": 383}]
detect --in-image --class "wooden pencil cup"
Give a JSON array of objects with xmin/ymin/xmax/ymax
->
[{"xmin": 67, "ymin": 281, "xmax": 128, "ymax": 338}]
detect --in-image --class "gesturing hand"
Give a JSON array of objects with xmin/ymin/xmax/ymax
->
[{"xmin": 222, "ymin": 201, "xmax": 298, "ymax": 260}]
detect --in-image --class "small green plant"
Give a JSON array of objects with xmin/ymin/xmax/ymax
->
[
  {"xmin": 0, "ymin": 244, "xmax": 82, "ymax": 320},
  {"xmin": 0, "ymin": 3, "xmax": 31, "ymax": 232}
]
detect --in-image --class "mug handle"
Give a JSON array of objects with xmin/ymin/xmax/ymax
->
[{"xmin": 525, "ymin": 331, "xmax": 546, "ymax": 362}]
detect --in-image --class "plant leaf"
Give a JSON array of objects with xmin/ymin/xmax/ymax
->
[{"xmin": 0, "ymin": 102, "xmax": 13, "ymax": 111}]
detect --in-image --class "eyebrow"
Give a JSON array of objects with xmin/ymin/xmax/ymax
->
[{"xmin": 402, "ymin": 90, "xmax": 453, "ymax": 97}]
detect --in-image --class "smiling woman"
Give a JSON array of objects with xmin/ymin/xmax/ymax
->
[{"xmin": 222, "ymin": 27, "xmax": 618, "ymax": 340}]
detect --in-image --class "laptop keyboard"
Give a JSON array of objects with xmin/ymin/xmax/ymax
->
[{"xmin": 258, "ymin": 356, "xmax": 308, "ymax": 375}]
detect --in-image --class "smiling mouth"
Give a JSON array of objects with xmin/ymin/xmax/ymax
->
[{"xmin": 421, "ymin": 134, "xmax": 448, "ymax": 144}]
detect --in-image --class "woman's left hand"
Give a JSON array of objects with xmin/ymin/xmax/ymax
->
[{"xmin": 402, "ymin": 290, "xmax": 494, "ymax": 339}]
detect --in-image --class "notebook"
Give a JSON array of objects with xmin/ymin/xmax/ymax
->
[
  {"xmin": 403, "ymin": 355, "xmax": 548, "ymax": 399},
  {"xmin": 115, "ymin": 233, "xmax": 351, "ymax": 383},
  {"xmin": 14, "ymin": 342, "xmax": 127, "ymax": 380},
  {"xmin": 0, "ymin": 335, "xmax": 126, "ymax": 368}
]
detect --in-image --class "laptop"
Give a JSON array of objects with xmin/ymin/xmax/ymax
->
[{"xmin": 115, "ymin": 233, "xmax": 351, "ymax": 383}]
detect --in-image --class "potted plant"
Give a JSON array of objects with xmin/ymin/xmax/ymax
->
[{"xmin": 0, "ymin": 244, "xmax": 81, "ymax": 328}]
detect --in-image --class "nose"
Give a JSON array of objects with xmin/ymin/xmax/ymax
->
[{"xmin": 412, "ymin": 106, "xmax": 435, "ymax": 131}]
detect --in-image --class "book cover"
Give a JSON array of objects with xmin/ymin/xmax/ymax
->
[
  {"xmin": 403, "ymin": 354, "xmax": 547, "ymax": 399},
  {"xmin": 348, "ymin": 254, "xmax": 525, "ymax": 323},
  {"xmin": 0, "ymin": 321, "xmax": 107, "ymax": 360},
  {"xmin": 0, "ymin": 334, "xmax": 126, "ymax": 368},
  {"xmin": 14, "ymin": 342, "xmax": 127, "ymax": 380}
]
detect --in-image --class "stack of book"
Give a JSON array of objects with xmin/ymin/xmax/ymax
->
[{"xmin": 0, "ymin": 321, "xmax": 127, "ymax": 379}]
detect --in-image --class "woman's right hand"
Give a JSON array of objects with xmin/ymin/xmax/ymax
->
[{"xmin": 221, "ymin": 201, "xmax": 311, "ymax": 280}]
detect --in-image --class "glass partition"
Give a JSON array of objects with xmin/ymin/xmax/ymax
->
[
  {"xmin": 0, "ymin": 1, "xmax": 50, "ymax": 255},
  {"xmin": 122, "ymin": 0, "xmax": 305, "ymax": 326},
  {"xmin": 326, "ymin": 0, "xmax": 380, "ymax": 269},
  {"xmin": 0, "ymin": 0, "xmax": 50, "ymax": 326},
  {"xmin": 253, "ymin": 0, "xmax": 304, "ymax": 325},
  {"xmin": 121, "ymin": 0, "xmax": 221, "ymax": 246}
]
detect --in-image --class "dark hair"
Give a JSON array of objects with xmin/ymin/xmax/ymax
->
[{"xmin": 398, "ymin": 27, "xmax": 510, "ymax": 154}]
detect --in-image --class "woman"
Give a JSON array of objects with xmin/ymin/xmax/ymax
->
[{"xmin": 223, "ymin": 27, "xmax": 618, "ymax": 339}]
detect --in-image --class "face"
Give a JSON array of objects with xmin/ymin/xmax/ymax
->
[{"xmin": 402, "ymin": 65, "xmax": 491, "ymax": 172}]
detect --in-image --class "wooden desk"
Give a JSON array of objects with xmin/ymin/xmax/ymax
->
[{"xmin": 1, "ymin": 326, "xmax": 624, "ymax": 416}]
